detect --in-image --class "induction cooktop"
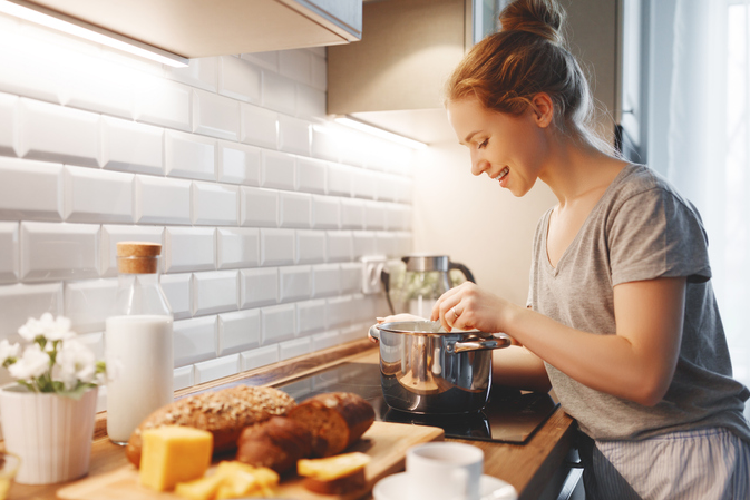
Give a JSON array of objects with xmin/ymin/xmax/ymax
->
[{"xmin": 275, "ymin": 362, "xmax": 559, "ymax": 444}]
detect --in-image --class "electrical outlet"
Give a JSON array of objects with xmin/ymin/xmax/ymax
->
[{"xmin": 361, "ymin": 255, "xmax": 388, "ymax": 294}]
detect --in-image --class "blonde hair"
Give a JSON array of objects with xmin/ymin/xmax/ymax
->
[{"xmin": 446, "ymin": 0, "xmax": 611, "ymax": 153}]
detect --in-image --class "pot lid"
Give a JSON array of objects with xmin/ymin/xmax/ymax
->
[{"xmin": 376, "ymin": 321, "xmax": 494, "ymax": 337}]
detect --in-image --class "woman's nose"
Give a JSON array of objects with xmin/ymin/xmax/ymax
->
[{"xmin": 471, "ymin": 155, "xmax": 488, "ymax": 176}]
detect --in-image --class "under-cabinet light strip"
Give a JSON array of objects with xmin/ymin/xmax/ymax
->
[
  {"xmin": 0, "ymin": 0, "xmax": 188, "ymax": 67},
  {"xmin": 333, "ymin": 116, "xmax": 428, "ymax": 149}
]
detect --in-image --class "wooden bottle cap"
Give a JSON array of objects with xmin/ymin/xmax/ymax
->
[{"xmin": 116, "ymin": 242, "xmax": 161, "ymax": 274}]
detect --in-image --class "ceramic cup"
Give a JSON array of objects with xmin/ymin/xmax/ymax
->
[{"xmin": 406, "ymin": 442, "xmax": 484, "ymax": 500}]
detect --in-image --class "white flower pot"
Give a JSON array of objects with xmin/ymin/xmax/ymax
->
[{"xmin": 0, "ymin": 384, "xmax": 98, "ymax": 484}]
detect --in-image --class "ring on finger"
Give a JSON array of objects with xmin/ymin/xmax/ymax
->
[{"xmin": 450, "ymin": 306, "xmax": 460, "ymax": 318}]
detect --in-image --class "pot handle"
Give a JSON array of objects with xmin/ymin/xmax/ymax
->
[
  {"xmin": 368, "ymin": 323, "xmax": 381, "ymax": 340},
  {"xmin": 449, "ymin": 334, "xmax": 510, "ymax": 353}
]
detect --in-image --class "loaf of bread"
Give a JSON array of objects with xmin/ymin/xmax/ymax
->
[
  {"xmin": 287, "ymin": 392, "xmax": 375, "ymax": 458},
  {"xmin": 126, "ymin": 385, "xmax": 296, "ymax": 467},
  {"xmin": 235, "ymin": 416, "xmax": 313, "ymax": 473}
]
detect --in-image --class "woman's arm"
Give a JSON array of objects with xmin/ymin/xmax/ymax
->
[{"xmin": 433, "ymin": 276, "xmax": 686, "ymax": 406}]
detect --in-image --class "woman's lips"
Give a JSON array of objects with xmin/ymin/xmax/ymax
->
[{"xmin": 491, "ymin": 166, "xmax": 510, "ymax": 185}]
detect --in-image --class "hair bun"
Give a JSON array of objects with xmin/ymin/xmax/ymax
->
[{"xmin": 499, "ymin": 0, "xmax": 565, "ymax": 44}]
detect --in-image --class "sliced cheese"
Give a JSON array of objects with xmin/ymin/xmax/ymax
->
[
  {"xmin": 297, "ymin": 452, "xmax": 371, "ymax": 481},
  {"xmin": 139, "ymin": 426, "xmax": 213, "ymax": 491}
]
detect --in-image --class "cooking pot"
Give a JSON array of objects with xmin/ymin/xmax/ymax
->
[{"xmin": 368, "ymin": 321, "xmax": 510, "ymax": 414}]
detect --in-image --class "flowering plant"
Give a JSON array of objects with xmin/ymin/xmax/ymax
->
[{"xmin": 0, "ymin": 314, "xmax": 106, "ymax": 399}]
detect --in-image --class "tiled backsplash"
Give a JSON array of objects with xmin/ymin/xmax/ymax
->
[{"xmin": 0, "ymin": 15, "xmax": 412, "ymax": 402}]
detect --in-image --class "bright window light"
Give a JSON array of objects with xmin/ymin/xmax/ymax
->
[
  {"xmin": 333, "ymin": 116, "xmax": 428, "ymax": 150},
  {"xmin": 0, "ymin": 0, "xmax": 188, "ymax": 67}
]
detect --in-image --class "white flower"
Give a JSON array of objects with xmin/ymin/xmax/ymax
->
[
  {"xmin": 18, "ymin": 313, "xmax": 75, "ymax": 342},
  {"xmin": 0, "ymin": 340, "xmax": 20, "ymax": 362},
  {"xmin": 53, "ymin": 339, "xmax": 96, "ymax": 390},
  {"xmin": 8, "ymin": 344, "xmax": 50, "ymax": 380}
]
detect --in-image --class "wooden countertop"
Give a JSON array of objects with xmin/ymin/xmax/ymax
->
[{"xmin": 5, "ymin": 339, "xmax": 576, "ymax": 500}]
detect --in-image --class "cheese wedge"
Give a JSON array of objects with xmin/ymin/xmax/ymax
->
[{"xmin": 139, "ymin": 426, "xmax": 213, "ymax": 491}]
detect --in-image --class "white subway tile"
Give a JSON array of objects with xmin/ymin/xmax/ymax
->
[
  {"xmin": 341, "ymin": 199, "xmax": 365, "ymax": 229},
  {"xmin": 240, "ymin": 52, "xmax": 278, "ymax": 72},
  {"xmin": 192, "ymin": 89, "xmax": 240, "ymax": 141},
  {"xmin": 297, "ymin": 158, "xmax": 327, "ymax": 194},
  {"xmin": 296, "ymin": 230, "xmax": 325, "ymax": 264},
  {"xmin": 218, "ymin": 309, "xmax": 261, "ymax": 356},
  {"xmin": 193, "ymin": 270, "xmax": 238, "ymax": 316},
  {"xmin": 0, "ymin": 94, "xmax": 16, "ymax": 157},
  {"xmin": 0, "ymin": 29, "xmax": 63, "ymax": 104},
  {"xmin": 279, "ymin": 337, "xmax": 311, "ymax": 361},
  {"xmin": 280, "ymin": 192, "xmax": 311, "ymax": 228},
  {"xmin": 63, "ymin": 166, "xmax": 134, "ymax": 224},
  {"xmin": 167, "ymin": 58, "xmax": 218, "ymax": 92},
  {"xmin": 0, "ymin": 223, "xmax": 18, "ymax": 284},
  {"xmin": 160, "ymin": 273, "xmax": 192, "ymax": 320},
  {"xmin": 20, "ymin": 222, "xmax": 99, "ymax": 282},
  {"xmin": 327, "ymin": 231, "xmax": 353, "ymax": 263},
  {"xmin": 135, "ymin": 175, "xmax": 191, "ymax": 225},
  {"xmin": 134, "ymin": 76, "xmax": 191, "ymax": 131},
  {"xmin": 60, "ymin": 57, "xmax": 134, "ymax": 119},
  {"xmin": 312, "ymin": 264, "xmax": 340, "ymax": 298},
  {"xmin": 217, "ymin": 227, "xmax": 260, "ymax": 269},
  {"xmin": 192, "ymin": 182, "xmax": 238, "ymax": 226},
  {"xmin": 279, "ymin": 49, "xmax": 312, "ymax": 85},
  {"xmin": 296, "ymin": 85, "xmax": 326, "ymax": 119},
  {"xmin": 218, "ymin": 142, "xmax": 261, "ymax": 186},
  {"xmin": 297, "ymin": 299, "xmax": 326, "ymax": 336},
  {"xmin": 0, "ymin": 283, "xmax": 63, "ymax": 341},
  {"xmin": 0, "ymin": 157, "xmax": 62, "ymax": 221},
  {"xmin": 375, "ymin": 232, "xmax": 398, "ymax": 258},
  {"xmin": 99, "ymin": 225, "xmax": 164, "ymax": 277},
  {"xmin": 164, "ymin": 226, "xmax": 215, "ymax": 273},
  {"xmin": 262, "ymin": 71, "xmax": 296, "ymax": 116},
  {"xmin": 102, "ymin": 117, "xmax": 164, "ymax": 175},
  {"xmin": 311, "ymin": 195, "xmax": 340, "ymax": 229},
  {"xmin": 218, "ymin": 56, "xmax": 261, "ymax": 103},
  {"xmin": 352, "ymin": 231, "xmax": 376, "ymax": 259},
  {"xmin": 241, "ymin": 344, "xmax": 279, "ymax": 371},
  {"xmin": 165, "ymin": 130, "xmax": 216, "ymax": 181},
  {"xmin": 262, "ymin": 150, "xmax": 295, "ymax": 190},
  {"xmin": 240, "ymin": 268, "xmax": 277, "ymax": 308},
  {"xmin": 395, "ymin": 232, "xmax": 412, "ymax": 256},
  {"xmin": 341, "ymin": 263, "xmax": 363, "ymax": 295},
  {"xmin": 241, "ymin": 104, "xmax": 277, "ymax": 150},
  {"xmin": 173, "ymin": 316, "xmax": 217, "ymax": 368},
  {"xmin": 311, "ymin": 125, "xmax": 340, "ymax": 162},
  {"xmin": 64, "ymin": 279, "xmax": 118, "ymax": 334},
  {"xmin": 261, "ymin": 228, "xmax": 295, "ymax": 266},
  {"xmin": 327, "ymin": 296, "xmax": 352, "ymax": 329},
  {"xmin": 327, "ymin": 164, "xmax": 352, "ymax": 197},
  {"xmin": 352, "ymin": 170, "xmax": 376, "ymax": 199},
  {"xmin": 194, "ymin": 355, "xmax": 240, "ymax": 384},
  {"xmin": 310, "ymin": 54, "xmax": 327, "ymax": 91},
  {"xmin": 279, "ymin": 265, "xmax": 312, "ymax": 303},
  {"xmin": 17, "ymin": 99, "xmax": 100, "ymax": 167},
  {"xmin": 173, "ymin": 365, "xmax": 195, "ymax": 391},
  {"xmin": 364, "ymin": 201, "xmax": 386, "ymax": 230},
  {"xmin": 240, "ymin": 186, "xmax": 278, "ymax": 227},
  {"xmin": 341, "ymin": 322, "xmax": 368, "ymax": 344},
  {"xmin": 278, "ymin": 115, "xmax": 310, "ymax": 156},
  {"xmin": 261, "ymin": 303, "xmax": 295, "ymax": 345},
  {"xmin": 311, "ymin": 330, "xmax": 341, "ymax": 351}
]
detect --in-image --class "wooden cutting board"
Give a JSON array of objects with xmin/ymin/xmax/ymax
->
[{"xmin": 56, "ymin": 421, "xmax": 444, "ymax": 500}]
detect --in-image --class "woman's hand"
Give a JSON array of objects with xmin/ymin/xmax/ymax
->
[
  {"xmin": 368, "ymin": 313, "xmax": 428, "ymax": 343},
  {"xmin": 430, "ymin": 282, "xmax": 521, "ymax": 333}
]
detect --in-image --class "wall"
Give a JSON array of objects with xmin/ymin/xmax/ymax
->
[{"xmin": 0, "ymin": 13, "xmax": 412, "ymax": 403}]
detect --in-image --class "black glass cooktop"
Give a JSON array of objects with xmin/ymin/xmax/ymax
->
[{"xmin": 275, "ymin": 362, "xmax": 559, "ymax": 444}]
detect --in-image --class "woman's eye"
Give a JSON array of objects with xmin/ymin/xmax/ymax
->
[{"xmin": 477, "ymin": 139, "xmax": 488, "ymax": 149}]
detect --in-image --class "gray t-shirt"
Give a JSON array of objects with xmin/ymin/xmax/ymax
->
[{"xmin": 527, "ymin": 163, "xmax": 750, "ymax": 443}]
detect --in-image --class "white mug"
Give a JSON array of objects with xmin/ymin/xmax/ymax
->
[{"xmin": 406, "ymin": 442, "xmax": 484, "ymax": 500}]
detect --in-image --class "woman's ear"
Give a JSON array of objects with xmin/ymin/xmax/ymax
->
[{"xmin": 529, "ymin": 93, "xmax": 554, "ymax": 128}]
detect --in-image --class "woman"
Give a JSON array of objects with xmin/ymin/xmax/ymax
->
[{"xmin": 430, "ymin": 0, "xmax": 750, "ymax": 498}]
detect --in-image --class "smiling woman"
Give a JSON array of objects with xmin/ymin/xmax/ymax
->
[{"xmin": 432, "ymin": 0, "xmax": 750, "ymax": 498}]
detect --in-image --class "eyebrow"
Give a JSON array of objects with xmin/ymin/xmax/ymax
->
[{"xmin": 460, "ymin": 130, "xmax": 482, "ymax": 146}]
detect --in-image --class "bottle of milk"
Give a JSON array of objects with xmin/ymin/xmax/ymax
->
[{"xmin": 105, "ymin": 242, "xmax": 174, "ymax": 445}]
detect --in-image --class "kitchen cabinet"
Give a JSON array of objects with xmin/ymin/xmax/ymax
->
[{"xmin": 16, "ymin": 0, "xmax": 362, "ymax": 59}]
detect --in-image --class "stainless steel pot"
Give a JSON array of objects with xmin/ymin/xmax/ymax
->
[{"xmin": 368, "ymin": 321, "xmax": 510, "ymax": 414}]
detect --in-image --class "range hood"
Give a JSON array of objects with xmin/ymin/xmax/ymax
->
[{"xmin": 9, "ymin": 0, "xmax": 362, "ymax": 59}]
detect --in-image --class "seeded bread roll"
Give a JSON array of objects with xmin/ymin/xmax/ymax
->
[
  {"xmin": 126, "ymin": 385, "xmax": 296, "ymax": 468},
  {"xmin": 236, "ymin": 416, "xmax": 313, "ymax": 473},
  {"xmin": 287, "ymin": 392, "xmax": 375, "ymax": 458}
]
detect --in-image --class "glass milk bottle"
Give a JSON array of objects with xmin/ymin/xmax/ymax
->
[{"xmin": 105, "ymin": 242, "xmax": 174, "ymax": 444}]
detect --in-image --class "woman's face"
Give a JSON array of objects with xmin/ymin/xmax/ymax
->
[{"xmin": 446, "ymin": 96, "xmax": 548, "ymax": 197}]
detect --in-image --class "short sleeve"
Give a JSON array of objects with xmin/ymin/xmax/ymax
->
[{"xmin": 608, "ymin": 187, "xmax": 711, "ymax": 285}]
